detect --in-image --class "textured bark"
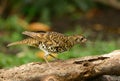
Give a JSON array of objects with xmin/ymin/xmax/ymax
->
[{"xmin": 0, "ymin": 50, "xmax": 120, "ymax": 81}]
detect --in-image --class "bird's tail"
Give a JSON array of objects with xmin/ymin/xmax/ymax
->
[{"xmin": 7, "ymin": 38, "xmax": 39, "ymax": 47}]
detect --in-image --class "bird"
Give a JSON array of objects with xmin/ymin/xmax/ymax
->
[{"xmin": 7, "ymin": 31, "xmax": 87, "ymax": 67}]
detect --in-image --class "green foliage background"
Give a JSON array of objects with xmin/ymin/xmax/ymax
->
[{"xmin": 0, "ymin": 0, "xmax": 119, "ymax": 68}]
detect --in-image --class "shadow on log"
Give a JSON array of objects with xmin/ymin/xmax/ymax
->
[{"xmin": 0, "ymin": 50, "xmax": 120, "ymax": 81}]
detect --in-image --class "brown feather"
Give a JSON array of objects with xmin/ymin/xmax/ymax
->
[{"xmin": 7, "ymin": 38, "xmax": 39, "ymax": 47}]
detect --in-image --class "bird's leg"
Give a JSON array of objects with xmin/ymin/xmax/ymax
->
[
  {"xmin": 43, "ymin": 54, "xmax": 52, "ymax": 68},
  {"xmin": 49, "ymin": 54, "xmax": 60, "ymax": 60}
]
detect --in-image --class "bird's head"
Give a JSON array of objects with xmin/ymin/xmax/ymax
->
[{"xmin": 72, "ymin": 35, "xmax": 87, "ymax": 44}]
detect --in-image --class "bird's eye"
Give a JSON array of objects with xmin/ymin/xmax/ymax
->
[{"xmin": 81, "ymin": 37, "xmax": 84, "ymax": 41}]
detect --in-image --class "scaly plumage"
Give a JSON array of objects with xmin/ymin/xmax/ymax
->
[{"xmin": 7, "ymin": 31, "xmax": 87, "ymax": 67}]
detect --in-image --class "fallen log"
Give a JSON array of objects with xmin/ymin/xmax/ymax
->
[{"xmin": 0, "ymin": 50, "xmax": 120, "ymax": 81}]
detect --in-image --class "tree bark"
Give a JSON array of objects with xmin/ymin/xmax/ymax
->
[{"xmin": 0, "ymin": 50, "xmax": 120, "ymax": 81}]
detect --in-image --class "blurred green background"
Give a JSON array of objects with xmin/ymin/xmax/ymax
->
[{"xmin": 0, "ymin": 0, "xmax": 120, "ymax": 68}]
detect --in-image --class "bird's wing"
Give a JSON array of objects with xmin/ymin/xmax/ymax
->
[
  {"xmin": 22, "ymin": 31, "xmax": 45, "ymax": 40},
  {"xmin": 7, "ymin": 38, "xmax": 39, "ymax": 47}
]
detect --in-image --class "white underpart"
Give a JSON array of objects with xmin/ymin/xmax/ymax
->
[
  {"xmin": 39, "ymin": 44, "xmax": 52, "ymax": 68},
  {"xmin": 39, "ymin": 44, "xmax": 50, "ymax": 56}
]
